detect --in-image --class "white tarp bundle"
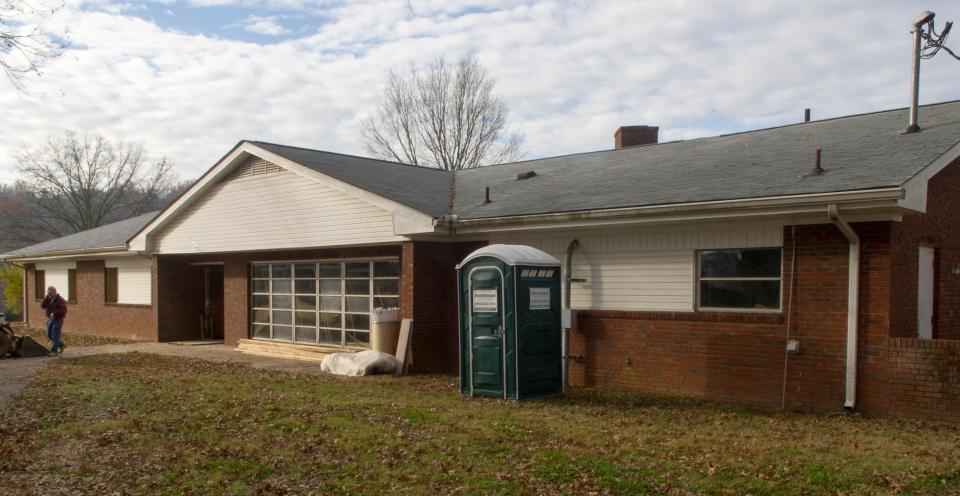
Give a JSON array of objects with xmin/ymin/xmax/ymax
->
[{"xmin": 321, "ymin": 350, "xmax": 400, "ymax": 376}]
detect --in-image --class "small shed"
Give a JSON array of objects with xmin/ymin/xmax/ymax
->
[{"xmin": 456, "ymin": 244, "xmax": 563, "ymax": 399}]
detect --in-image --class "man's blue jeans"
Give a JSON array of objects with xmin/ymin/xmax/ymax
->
[{"xmin": 46, "ymin": 318, "xmax": 64, "ymax": 353}]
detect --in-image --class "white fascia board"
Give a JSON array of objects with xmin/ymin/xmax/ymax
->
[
  {"xmin": 128, "ymin": 141, "xmax": 438, "ymax": 251},
  {"xmin": 454, "ymin": 188, "xmax": 905, "ymax": 234},
  {"xmin": 393, "ymin": 210, "xmax": 437, "ymax": 235},
  {"xmin": 899, "ymin": 140, "xmax": 960, "ymax": 213},
  {"xmin": 3, "ymin": 249, "xmax": 137, "ymax": 263}
]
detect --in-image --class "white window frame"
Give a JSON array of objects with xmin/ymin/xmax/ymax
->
[{"xmin": 696, "ymin": 247, "xmax": 783, "ymax": 313}]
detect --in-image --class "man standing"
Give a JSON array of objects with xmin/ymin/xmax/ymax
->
[{"xmin": 40, "ymin": 286, "xmax": 67, "ymax": 354}]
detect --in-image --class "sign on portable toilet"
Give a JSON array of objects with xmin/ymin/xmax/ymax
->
[{"xmin": 456, "ymin": 244, "xmax": 563, "ymax": 399}]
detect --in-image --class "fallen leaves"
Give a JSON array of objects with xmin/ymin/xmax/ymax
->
[{"xmin": 0, "ymin": 353, "xmax": 958, "ymax": 495}]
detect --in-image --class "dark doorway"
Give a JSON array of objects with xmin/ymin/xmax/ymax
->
[{"xmin": 204, "ymin": 266, "xmax": 225, "ymax": 339}]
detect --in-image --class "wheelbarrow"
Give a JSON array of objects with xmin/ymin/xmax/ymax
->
[{"xmin": 0, "ymin": 313, "xmax": 50, "ymax": 358}]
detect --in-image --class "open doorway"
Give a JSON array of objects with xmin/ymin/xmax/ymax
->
[{"xmin": 203, "ymin": 266, "xmax": 225, "ymax": 340}]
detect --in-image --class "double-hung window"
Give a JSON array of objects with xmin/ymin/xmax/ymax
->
[{"xmin": 697, "ymin": 248, "xmax": 782, "ymax": 311}]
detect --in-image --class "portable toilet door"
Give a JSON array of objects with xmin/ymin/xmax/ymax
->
[{"xmin": 457, "ymin": 244, "xmax": 563, "ymax": 400}]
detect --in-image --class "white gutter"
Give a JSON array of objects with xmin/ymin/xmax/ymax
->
[
  {"xmin": 828, "ymin": 204, "xmax": 860, "ymax": 411},
  {"xmin": 456, "ymin": 188, "xmax": 905, "ymax": 231},
  {"xmin": 20, "ymin": 263, "xmax": 27, "ymax": 324},
  {"xmin": 1, "ymin": 247, "xmax": 134, "ymax": 263}
]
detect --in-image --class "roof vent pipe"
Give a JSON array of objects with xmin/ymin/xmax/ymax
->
[
  {"xmin": 804, "ymin": 108, "xmax": 811, "ymax": 122},
  {"xmin": 802, "ymin": 149, "xmax": 825, "ymax": 178},
  {"xmin": 484, "ymin": 186, "xmax": 491, "ymax": 204},
  {"xmin": 517, "ymin": 171, "xmax": 537, "ymax": 180},
  {"xmin": 906, "ymin": 11, "xmax": 933, "ymax": 133},
  {"xmin": 904, "ymin": 10, "xmax": 955, "ymax": 133}
]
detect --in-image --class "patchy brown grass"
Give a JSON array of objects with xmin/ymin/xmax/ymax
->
[
  {"xmin": 13, "ymin": 324, "xmax": 136, "ymax": 348},
  {"xmin": 1, "ymin": 353, "xmax": 959, "ymax": 495}
]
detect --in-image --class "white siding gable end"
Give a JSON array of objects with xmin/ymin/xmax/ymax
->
[{"xmin": 152, "ymin": 156, "xmax": 404, "ymax": 254}]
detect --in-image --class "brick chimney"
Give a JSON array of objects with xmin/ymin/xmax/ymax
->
[{"xmin": 614, "ymin": 125, "xmax": 659, "ymax": 149}]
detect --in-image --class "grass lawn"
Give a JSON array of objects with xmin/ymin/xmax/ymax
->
[{"xmin": 1, "ymin": 354, "xmax": 958, "ymax": 495}]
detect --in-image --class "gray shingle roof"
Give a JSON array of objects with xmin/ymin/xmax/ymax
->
[
  {"xmin": 2, "ymin": 211, "xmax": 159, "ymax": 258},
  {"xmin": 452, "ymin": 101, "xmax": 960, "ymax": 219},
  {"xmin": 5, "ymin": 100, "xmax": 959, "ymax": 258},
  {"xmin": 252, "ymin": 141, "xmax": 453, "ymax": 217}
]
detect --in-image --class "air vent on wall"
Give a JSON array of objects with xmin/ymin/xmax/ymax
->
[{"xmin": 224, "ymin": 156, "xmax": 283, "ymax": 181}]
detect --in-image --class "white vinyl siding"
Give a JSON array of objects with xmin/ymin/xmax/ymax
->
[
  {"xmin": 488, "ymin": 223, "xmax": 783, "ymax": 312},
  {"xmin": 34, "ymin": 261, "xmax": 75, "ymax": 302},
  {"xmin": 153, "ymin": 167, "xmax": 402, "ymax": 254},
  {"xmin": 105, "ymin": 257, "xmax": 152, "ymax": 305}
]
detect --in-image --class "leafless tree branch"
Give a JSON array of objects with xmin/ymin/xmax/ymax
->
[
  {"xmin": 362, "ymin": 55, "xmax": 524, "ymax": 170},
  {"xmin": 0, "ymin": 131, "xmax": 179, "ymax": 246},
  {"xmin": 0, "ymin": 0, "xmax": 66, "ymax": 93}
]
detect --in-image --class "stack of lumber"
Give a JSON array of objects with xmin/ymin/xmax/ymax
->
[{"xmin": 236, "ymin": 339, "xmax": 361, "ymax": 363}]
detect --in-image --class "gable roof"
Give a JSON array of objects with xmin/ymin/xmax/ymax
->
[
  {"xmin": 4, "ymin": 100, "xmax": 959, "ymax": 259},
  {"xmin": 451, "ymin": 100, "xmax": 960, "ymax": 219},
  {"xmin": 2, "ymin": 211, "xmax": 159, "ymax": 259},
  {"xmin": 251, "ymin": 141, "xmax": 453, "ymax": 217}
]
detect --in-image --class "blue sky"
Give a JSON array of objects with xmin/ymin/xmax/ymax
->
[
  {"xmin": 111, "ymin": 1, "xmax": 326, "ymax": 43},
  {"xmin": 1, "ymin": 0, "xmax": 959, "ymax": 182}
]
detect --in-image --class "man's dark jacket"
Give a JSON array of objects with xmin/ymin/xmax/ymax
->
[{"xmin": 41, "ymin": 294, "xmax": 68, "ymax": 319}]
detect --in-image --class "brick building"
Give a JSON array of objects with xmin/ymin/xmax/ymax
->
[{"xmin": 5, "ymin": 101, "xmax": 960, "ymax": 420}]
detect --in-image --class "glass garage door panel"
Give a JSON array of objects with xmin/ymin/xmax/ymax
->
[{"xmin": 249, "ymin": 260, "xmax": 399, "ymax": 347}]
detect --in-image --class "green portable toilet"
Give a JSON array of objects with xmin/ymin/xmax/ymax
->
[{"xmin": 456, "ymin": 244, "xmax": 563, "ymax": 399}]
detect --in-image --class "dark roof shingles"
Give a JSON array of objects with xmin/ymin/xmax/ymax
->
[
  {"xmin": 6, "ymin": 101, "xmax": 959, "ymax": 257},
  {"xmin": 452, "ymin": 101, "xmax": 960, "ymax": 219},
  {"xmin": 252, "ymin": 142, "xmax": 453, "ymax": 217},
  {"xmin": 2, "ymin": 211, "xmax": 159, "ymax": 258}
]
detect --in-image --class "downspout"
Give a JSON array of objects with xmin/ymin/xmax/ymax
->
[
  {"xmin": 22, "ymin": 265, "xmax": 27, "ymax": 324},
  {"xmin": 562, "ymin": 238, "xmax": 580, "ymax": 392},
  {"xmin": 780, "ymin": 222, "xmax": 797, "ymax": 410},
  {"xmin": 827, "ymin": 204, "xmax": 860, "ymax": 411}
]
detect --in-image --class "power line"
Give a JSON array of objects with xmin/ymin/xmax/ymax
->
[{"xmin": 919, "ymin": 18, "xmax": 960, "ymax": 62}]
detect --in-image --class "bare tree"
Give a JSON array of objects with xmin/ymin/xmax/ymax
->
[
  {"xmin": 362, "ymin": 55, "xmax": 523, "ymax": 170},
  {"xmin": 0, "ymin": 132, "xmax": 175, "ymax": 246},
  {"xmin": 0, "ymin": 0, "xmax": 66, "ymax": 92}
]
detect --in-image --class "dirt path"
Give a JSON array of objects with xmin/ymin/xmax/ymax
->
[
  {"xmin": 0, "ymin": 342, "xmax": 329, "ymax": 410},
  {"xmin": 0, "ymin": 355, "xmax": 58, "ymax": 410}
]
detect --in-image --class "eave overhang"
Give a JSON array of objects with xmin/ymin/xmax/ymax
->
[{"xmin": 450, "ymin": 187, "xmax": 908, "ymax": 234}]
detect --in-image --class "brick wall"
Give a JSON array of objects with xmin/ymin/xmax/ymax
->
[
  {"xmin": 569, "ymin": 310, "xmax": 787, "ymax": 408},
  {"xmin": 854, "ymin": 155, "xmax": 960, "ymax": 420},
  {"xmin": 402, "ymin": 240, "xmax": 486, "ymax": 373},
  {"xmin": 863, "ymin": 338, "xmax": 960, "ymax": 422},
  {"xmin": 24, "ymin": 260, "xmax": 157, "ymax": 341},
  {"xmin": 890, "ymin": 156, "xmax": 960, "ymax": 340}
]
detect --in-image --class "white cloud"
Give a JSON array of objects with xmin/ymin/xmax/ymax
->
[
  {"xmin": 0, "ymin": 0, "xmax": 958, "ymax": 184},
  {"xmin": 238, "ymin": 15, "xmax": 290, "ymax": 36}
]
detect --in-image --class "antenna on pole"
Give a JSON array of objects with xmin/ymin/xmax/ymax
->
[{"xmin": 905, "ymin": 10, "xmax": 957, "ymax": 134}]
